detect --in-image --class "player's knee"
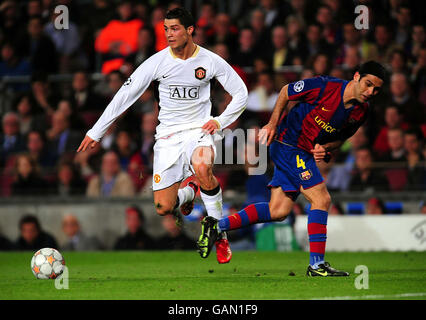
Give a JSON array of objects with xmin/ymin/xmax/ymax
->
[
  {"xmin": 154, "ymin": 202, "xmax": 175, "ymax": 216},
  {"xmin": 193, "ymin": 163, "xmax": 213, "ymax": 184},
  {"xmin": 312, "ymin": 193, "xmax": 332, "ymax": 211},
  {"xmin": 269, "ymin": 204, "xmax": 291, "ymax": 221}
]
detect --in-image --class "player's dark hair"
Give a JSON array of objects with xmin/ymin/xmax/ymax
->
[
  {"xmin": 19, "ymin": 215, "xmax": 41, "ymax": 231},
  {"xmin": 165, "ymin": 7, "xmax": 195, "ymax": 29},
  {"xmin": 358, "ymin": 61, "xmax": 387, "ymax": 82}
]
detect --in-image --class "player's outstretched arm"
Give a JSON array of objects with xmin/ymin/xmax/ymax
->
[{"xmin": 260, "ymin": 84, "xmax": 289, "ymax": 146}]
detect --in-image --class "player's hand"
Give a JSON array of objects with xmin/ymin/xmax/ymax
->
[
  {"xmin": 259, "ymin": 122, "xmax": 276, "ymax": 146},
  {"xmin": 311, "ymin": 144, "xmax": 327, "ymax": 162},
  {"xmin": 202, "ymin": 120, "xmax": 220, "ymax": 135},
  {"xmin": 77, "ymin": 135, "xmax": 98, "ymax": 153}
]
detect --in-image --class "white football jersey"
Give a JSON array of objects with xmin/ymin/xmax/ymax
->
[{"xmin": 86, "ymin": 45, "xmax": 248, "ymax": 141}]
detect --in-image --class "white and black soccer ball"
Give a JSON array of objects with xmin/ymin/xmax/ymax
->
[{"xmin": 31, "ymin": 248, "xmax": 65, "ymax": 279}]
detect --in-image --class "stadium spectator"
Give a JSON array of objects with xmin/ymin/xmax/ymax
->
[
  {"xmin": 249, "ymin": 8, "xmax": 272, "ymax": 55},
  {"xmin": 309, "ymin": 53, "xmax": 332, "ymax": 76},
  {"xmin": 114, "ymin": 206, "xmax": 155, "ymax": 250},
  {"xmin": 390, "ymin": 72, "xmax": 425, "ymax": 126},
  {"xmin": 56, "ymin": 99, "xmax": 87, "ymax": 131},
  {"xmin": 342, "ymin": 46, "xmax": 362, "ymax": 77},
  {"xmin": 305, "ymin": 23, "xmax": 333, "ymax": 58},
  {"xmin": 372, "ymin": 23, "xmax": 402, "ymax": 66},
  {"xmin": 404, "ymin": 128, "xmax": 426, "ymax": 190},
  {"xmin": 206, "ymin": 13, "xmax": 238, "ymax": 52},
  {"xmin": 388, "ymin": 49, "xmax": 410, "ymax": 74},
  {"xmin": 95, "ymin": 1, "xmax": 144, "ymax": 74},
  {"xmin": 155, "ymin": 214, "xmax": 195, "ymax": 250},
  {"xmin": 152, "ymin": 5, "xmax": 168, "ymax": 52},
  {"xmin": 213, "ymin": 43, "xmax": 248, "ymax": 87},
  {"xmin": 128, "ymin": 112, "xmax": 157, "ymax": 192},
  {"xmin": 246, "ymin": 70, "xmax": 279, "ymax": 112},
  {"xmin": 329, "ymin": 202, "xmax": 345, "ymax": 215},
  {"xmin": 0, "ymin": 0, "xmax": 26, "ymax": 43},
  {"xmin": 20, "ymin": 16, "xmax": 58, "ymax": 74},
  {"xmin": 196, "ymin": 1, "xmax": 215, "ymax": 30},
  {"xmin": 232, "ymin": 27, "xmax": 257, "ymax": 68},
  {"xmin": 86, "ymin": 151, "xmax": 135, "ymax": 197},
  {"xmin": 0, "ymin": 42, "xmax": 32, "ymax": 92},
  {"xmin": 81, "ymin": 0, "xmax": 116, "ymax": 35},
  {"xmin": 366, "ymin": 197, "xmax": 385, "ymax": 215},
  {"xmin": 394, "ymin": 5, "xmax": 412, "ymax": 47},
  {"xmin": 44, "ymin": 7, "xmax": 85, "ymax": 72},
  {"xmin": 15, "ymin": 215, "xmax": 58, "ymax": 250},
  {"xmin": 0, "ymin": 112, "xmax": 26, "ymax": 166},
  {"xmin": 54, "ymin": 160, "xmax": 87, "ymax": 197},
  {"xmin": 373, "ymin": 105, "xmax": 409, "ymax": 157},
  {"xmin": 29, "ymin": 72, "xmax": 60, "ymax": 116},
  {"xmin": 336, "ymin": 22, "xmax": 378, "ymax": 65},
  {"xmin": 14, "ymin": 94, "xmax": 47, "ymax": 136},
  {"xmin": 26, "ymin": 130, "xmax": 57, "ymax": 173},
  {"xmin": 112, "ymin": 130, "xmax": 137, "ymax": 171},
  {"xmin": 380, "ymin": 127, "xmax": 409, "ymax": 190},
  {"xmin": 326, "ymin": 127, "xmax": 369, "ymax": 192},
  {"xmin": 380, "ymin": 128, "xmax": 407, "ymax": 163},
  {"xmin": 349, "ymin": 147, "xmax": 389, "ymax": 192},
  {"xmin": 11, "ymin": 153, "xmax": 50, "ymax": 196},
  {"xmin": 126, "ymin": 27, "xmax": 156, "ymax": 67},
  {"xmin": 61, "ymin": 214, "xmax": 102, "ymax": 251},
  {"xmin": 68, "ymin": 71, "xmax": 106, "ymax": 113},
  {"xmin": 104, "ymin": 70, "xmax": 126, "ymax": 100},
  {"xmin": 412, "ymin": 47, "xmax": 426, "ymax": 97},
  {"xmin": 409, "ymin": 24, "xmax": 426, "ymax": 62},
  {"xmin": 192, "ymin": 25, "xmax": 208, "ymax": 47},
  {"xmin": 315, "ymin": 4, "xmax": 338, "ymax": 45},
  {"xmin": 269, "ymin": 25, "xmax": 295, "ymax": 70},
  {"xmin": 286, "ymin": 15, "xmax": 308, "ymax": 63},
  {"xmin": 46, "ymin": 110, "xmax": 83, "ymax": 159},
  {"xmin": 259, "ymin": 0, "xmax": 289, "ymax": 28}
]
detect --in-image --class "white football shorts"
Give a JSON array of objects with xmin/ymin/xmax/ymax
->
[{"xmin": 152, "ymin": 128, "xmax": 217, "ymax": 191}]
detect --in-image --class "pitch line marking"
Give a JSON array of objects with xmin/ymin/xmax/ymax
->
[{"xmin": 310, "ymin": 292, "xmax": 426, "ymax": 300}]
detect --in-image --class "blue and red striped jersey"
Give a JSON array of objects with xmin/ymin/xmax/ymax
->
[{"xmin": 276, "ymin": 76, "xmax": 369, "ymax": 153}]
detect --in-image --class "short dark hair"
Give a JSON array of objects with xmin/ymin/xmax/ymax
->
[
  {"xmin": 404, "ymin": 127, "xmax": 424, "ymax": 141},
  {"xmin": 358, "ymin": 60, "xmax": 387, "ymax": 82},
  {"xmin": 19, "ymin": 215, "xmax": 41, "ymax": 231},
  {"xmin": 126, "ymin": 205, "xmax": 145, "ymax": 224},
  {"xmin": 165, "ymin": 7, "xmax": 194, "ymax": 29}
]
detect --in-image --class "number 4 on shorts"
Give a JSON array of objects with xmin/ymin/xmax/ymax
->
[{"xmin": 296, "ymin": 155, "xmax": 306, "ymax": 170}]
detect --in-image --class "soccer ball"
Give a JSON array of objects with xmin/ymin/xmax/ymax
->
[{"xmin": 31, "ymin": 248, "xmax": 65, "ymax": 279}]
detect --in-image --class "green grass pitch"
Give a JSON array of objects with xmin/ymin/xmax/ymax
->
[{"xmin": 0, "ymin": 251, "xmax": 425, "ymax": 300}]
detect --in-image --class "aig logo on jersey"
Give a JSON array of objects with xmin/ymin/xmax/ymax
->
[
  {"xmin": 169, "ymin": 85, "xmax": 200, "ymax": 100},
  {"xmin": 195, "ymin": 67, "xmax": 206, "ymax": 80}
]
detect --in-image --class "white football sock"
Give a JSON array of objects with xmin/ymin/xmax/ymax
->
[
  {"xmin": 200, "ymin": 187, "xmax": 223, "ymax": 220},
  {"xmin": 177, "ymin": 186, "xmax": 195, "ymax": 208}
]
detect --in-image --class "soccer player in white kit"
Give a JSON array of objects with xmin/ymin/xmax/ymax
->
[{"xmin": 77, "ymin": 8, "xmax": 248, "ymax": 263}]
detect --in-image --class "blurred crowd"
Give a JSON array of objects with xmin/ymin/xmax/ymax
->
[
  {"xmin": 0, "ymin": 0, "xmax": 425, "ymax": 207},
  {"xmin": 0, "ymin": 206, "xmax": 196, "ymax": 250}
]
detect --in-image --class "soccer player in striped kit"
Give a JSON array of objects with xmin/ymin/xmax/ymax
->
[
  {"xmin": 197, "ymin": 61, "xmax": 386, "ymax": 276},
  {"xmin": 78, "ymin": 8, "xmax": 248, "ymax": 264}
]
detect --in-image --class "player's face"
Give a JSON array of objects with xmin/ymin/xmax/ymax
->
[
  {"xmin": 164, "ymin": 18, "xmax": 193, "ymax": 50},
  {"xmin": 354, "ymin": 73, "xmax": 383, "ymax": 103}
]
